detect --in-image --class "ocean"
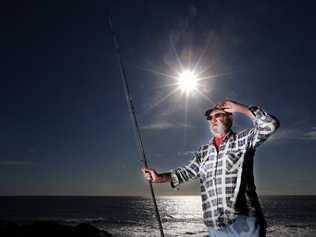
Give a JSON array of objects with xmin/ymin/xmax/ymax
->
[{"xmin": 0, "ymin": 195, "xmax": 315, "ymax": 237}]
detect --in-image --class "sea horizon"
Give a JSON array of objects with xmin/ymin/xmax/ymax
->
[{"xmin": 1, "ymin": 195, "xmax": 315, "ymax": 236}]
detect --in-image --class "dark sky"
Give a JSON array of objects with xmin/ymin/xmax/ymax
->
[{"xmin": 1, "ymin": 0, "xmax": 315, "ymax": 196}]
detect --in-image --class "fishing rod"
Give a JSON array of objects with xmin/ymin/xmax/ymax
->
[{"xmin": 107, "ymin": 14, "xmax": 165, "ymax": 237}]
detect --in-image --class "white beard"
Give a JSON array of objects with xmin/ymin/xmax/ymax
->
[{"xmin": 210, "ymin": 122, "xmax": 226, "ymax": 136}]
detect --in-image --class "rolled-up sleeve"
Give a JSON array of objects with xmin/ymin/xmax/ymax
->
[
  {"xmin": 245, "ymin": 106, "xmax": 280, "ymax": 148},
  {"xmin": 170, "ymin": 150, "xmax": 202, "ymax": 189}
]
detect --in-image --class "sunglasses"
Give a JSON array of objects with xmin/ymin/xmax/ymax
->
[{"xmin": 206, "ymin": 112, "xmax": 226, "ymax": 121}]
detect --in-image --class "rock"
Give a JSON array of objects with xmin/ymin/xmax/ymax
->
[
  {"xmin": 75, "ymin": 223, "xmax": 112, "ymax": 237},
  {"xmin": 0, "ymin": 221, "xmax": 112, "ymax": 237}
]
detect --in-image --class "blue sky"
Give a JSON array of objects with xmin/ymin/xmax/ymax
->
[{"xmin": 0, "ymin": 0, "xmax": 315, "ymax": 196}]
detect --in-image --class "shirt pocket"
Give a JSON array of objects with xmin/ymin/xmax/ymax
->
[
  {"xmin": 200, "ymin": 160, "xmax": 213, "ymax": 181},
  {"xmin": 225, "ymin": 149, "xmax": 243, "ymax": 173}
]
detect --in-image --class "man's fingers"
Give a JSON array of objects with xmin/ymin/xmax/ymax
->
[
  {"xmin": 143, "ymin": 170, "xmax": 150, "ymax": 177},
  {"xmin": 144, "ymin": 173, "xmax": 152, "ymax": 180},
  {"xmin": 217, "ymin": 102, "xmax": 225, "ymax": 107},
  {"xmin": 144, "ymin": 172, "xmax": 154, "ymax": 181},
  {"xmin": 224, "ymin": 109, "xmax": 233, "ymax": 113},
  {"xmin": 220, "ymin": 106, "xmax": 230, "ymax": 111},
  {"xmin": 142, "ymin": 167, "xmax": 154, "ymax": 178},
  {"xmin": 217, "ymin": 101, "xmax": 230, "ymax": 109},
  {"xmin": 142, "ymin": 167, "xmax": 157, "ymax": 182},
  {"xmin": 142, "ymin": 167, "xmax": 151, "ymax": 173}
]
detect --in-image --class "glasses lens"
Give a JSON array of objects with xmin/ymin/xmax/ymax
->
[
  {"xmin": 215, "ymin": 113, "xmax": 224, "ymax": 118},
  {"xmin": 206, "ymin": 113, "xmax": 225, "ymax": 120}
]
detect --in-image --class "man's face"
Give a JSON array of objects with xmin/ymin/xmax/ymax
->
[{"xmin": 207, "ymin": 109, "xmax": 232, "ymax": 136}]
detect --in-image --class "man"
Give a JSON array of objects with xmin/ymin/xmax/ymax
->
[{"xmin": 143, "ymin": 100, "xmax": 279, "ymax": 237}]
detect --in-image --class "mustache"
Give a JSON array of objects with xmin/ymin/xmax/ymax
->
[{"xmin": 210, "ymin": 122, "xmax": 227, "ymax": 135}]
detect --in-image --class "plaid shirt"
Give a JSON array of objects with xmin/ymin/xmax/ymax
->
[{"xmin": 170, "ymin": 106, "xmax": 280, "ymax": 229}]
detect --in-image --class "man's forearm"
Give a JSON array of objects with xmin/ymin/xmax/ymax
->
[
  {"xmin": 241, "ymin": 105, "xmax": 280, "ymax": 148},
  {"xmin": 237, "ymin": 104, "xmax": 256, "ymax": 121},
  {"xmin": 156, "ymin": 172, "xmax": 172, "ymax": 183}
]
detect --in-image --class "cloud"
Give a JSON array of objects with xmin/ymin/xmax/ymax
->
[
  {"xmin": 0, "ymin": 160, "xmax": 36, "ymax": 166},
  {"xmin": 269, "ymin": 128, "xmax": 299, "ymax": 141},
  {"xmin": 177, "ymin": 150, "xmax": 195, "ymax": 156},
  {"xmin": 303, "ymin": 127, "xmax": 316, "ymax": 140},
  {"xmin": 269, "ymin": 126, "xmax": 316, "ymax": 142},
  {"xmin": 141, "ymin": 121, "xmax": 174, "ymax": 130},
  {"xmin": 141, "ymin": 121, "xmax": 192, "ymax": 130}
]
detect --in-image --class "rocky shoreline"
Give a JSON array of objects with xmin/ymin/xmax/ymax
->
[{"xmin": 0, "ymin": 221, "xmax": 112, "ymax": 237}]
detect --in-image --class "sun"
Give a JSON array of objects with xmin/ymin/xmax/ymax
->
[{"xmin": 177, "ymin": 70, "xmax": 198, "ymax": 93}]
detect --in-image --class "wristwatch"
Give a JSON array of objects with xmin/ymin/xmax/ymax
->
[{"xmin": 248, "ymin": 105, "xmax": 259, "ymax": 116}]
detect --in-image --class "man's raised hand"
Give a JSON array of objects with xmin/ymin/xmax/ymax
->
[{"xmin": 217, "ymin": 100, "xmax": 246, "ymax": 114}]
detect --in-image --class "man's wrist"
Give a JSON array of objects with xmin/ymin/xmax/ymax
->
[{"xmin": 246, "ymin": 105, "xmax": 258, "ymax": 121}]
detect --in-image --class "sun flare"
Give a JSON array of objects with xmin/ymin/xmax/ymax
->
[{"xmin": 177, "ymin": 70, "xmax": 198, "ymax": 93}]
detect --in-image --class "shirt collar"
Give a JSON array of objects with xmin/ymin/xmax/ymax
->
[{"xmin": 209, "ymin": 129, "xmax": 234, "ymax": 145}]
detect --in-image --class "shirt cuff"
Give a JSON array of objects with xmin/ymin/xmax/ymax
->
[
  {"xmin": 248, "ymin": 105, "xmax": 261, "ymax": 117},
  {"xmin": 248, "ymin": 105, "xmax": 271, "ymax": 123},
  {"xmin": 170, "ymin": 170, "xmax": 180, "ymax": 190}
]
